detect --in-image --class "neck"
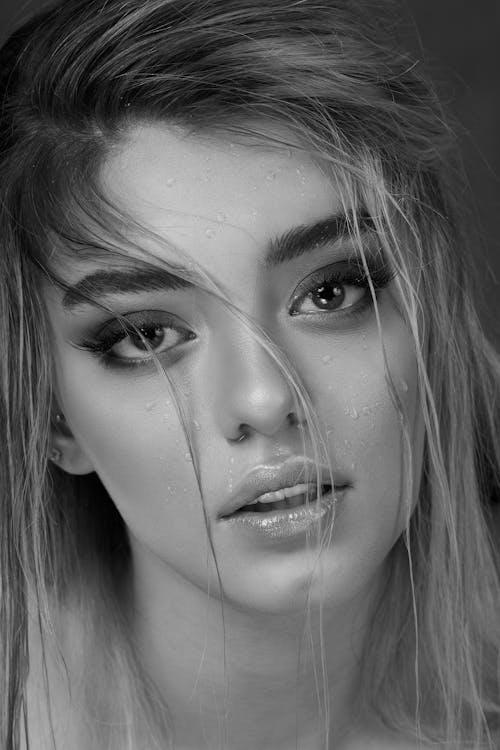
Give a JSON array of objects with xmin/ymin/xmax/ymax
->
[{"xmin": 128, "ymin": 546, "xmax": 382, "ymax": 750}]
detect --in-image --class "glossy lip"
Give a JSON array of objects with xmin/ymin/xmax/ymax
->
[
  {"xmin": 218, "ymin": 456, "xmax": 350, "ymax": 519},
  {"xmin": 221, "ymin": 486, "xmax": 346, "ymax": 540}
]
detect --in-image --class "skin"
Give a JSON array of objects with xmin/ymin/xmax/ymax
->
[{"xmin": 44, "ymin": 123, "xmax": 425, "ymax": 749}]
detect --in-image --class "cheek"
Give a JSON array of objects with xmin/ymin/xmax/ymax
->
[
  {"xmin": 56, "ymin": 362, "xmax": 210, "ymax": 577},
  {"xmin": 304, "ymin": 318, "xmax": 422, "ymax": 546}
]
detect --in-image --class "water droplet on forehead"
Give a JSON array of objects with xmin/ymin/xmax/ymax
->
[
  {"xmin": 166, "ymin": 177, "xmax": 176, "ymax": 187},
  {"xmin": 322, "ymin": 354, "xmax": 332, "ymax": 364},
  {"xmin": 205, "ymin": 228, "xmax": 216, "ymax": 239}
]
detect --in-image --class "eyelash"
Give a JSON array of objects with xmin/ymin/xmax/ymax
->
[
  {"xmin": 76, "ymin": 258, "xmax": 395, "ymax": 368},
  {"xmin": 77, "ymin": 311, "xmax": 196, "ymax": 369},
  {"xmin": 290, "ymin": 258, "xmax": 394, "ymax": 320}
]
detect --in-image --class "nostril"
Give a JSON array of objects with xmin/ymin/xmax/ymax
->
[{"xmin": 229, "ymin": 425, "xmax": 250, "ymax": 444}]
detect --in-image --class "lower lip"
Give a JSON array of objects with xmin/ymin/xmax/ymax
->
[{"xmin": 221, "ymin": 487, "xmax": 346, "ymax": 540}]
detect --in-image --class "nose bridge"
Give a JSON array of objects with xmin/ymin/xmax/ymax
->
[{"xmin": 210, "ymin": 314, "xmax": 297, "ymax": 440}]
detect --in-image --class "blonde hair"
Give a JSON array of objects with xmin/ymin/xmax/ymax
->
[{"xmin": 0, "ymin": 1, "xmax": 499, "ymax": 748}]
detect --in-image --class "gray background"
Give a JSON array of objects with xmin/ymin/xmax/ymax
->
[{"xmin": 1, "ymin": 0, "xmax": 499, "ymax": 343}]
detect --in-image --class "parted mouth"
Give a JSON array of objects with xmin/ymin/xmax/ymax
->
[{"xmin": 218, "ymin": 457, "xmax": 351, "ymax": 518}]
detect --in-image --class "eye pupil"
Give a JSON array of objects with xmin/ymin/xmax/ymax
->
[
  {"xmin": 312, "ymin": 282, "xmax": 345, "ymax": 309},
  {"xmin": 131, "ymin": 325, "xmax": 165, "ymax": 351}
]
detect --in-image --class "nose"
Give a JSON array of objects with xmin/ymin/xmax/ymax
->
[{"xmin": 210, "ymin": 323, "xmax": 303, "ymax": 442}]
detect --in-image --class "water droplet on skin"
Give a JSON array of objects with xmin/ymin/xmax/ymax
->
[
  {"xmin": 328, "ymin": 384, "xmax": 333, "ymax": 391},
  {"xmin": 265, "ymin": 172, "xmax": 277, "ymax": 182},
  {"xmin": 362, "ymin": 406, "xmax": 371, "ymax": 416},
  {"xmin": 193, "ymin": 420, "xmax": 201, "ymax": 431},
  {"xmin": 284, "ymin": 148, "xmax": 292, "ymax": 158},
  {"xmin": 185, "ymin": 452, "xmax": 193, "ymax": 462},
  {"xmin": 351, "ymin": 408, "xmax": 359, "ymax": 420},
  {"xmin": 216, "ymin": 212, "xmax": 226, "ymax": 223},
  {"xmin": 351, "ymin": 461, "xmax": 357, "ymax": 471},
  {"xmin": 322, "ymin": 354, "xmax": 332, "ymax": 364},
  {"xmin": 166, "ymin": 177, "xmax": 176, "ymax": 187},
  {"xmin": 401, "ymin": 380, "xmax": 409, "ymax": 392},
  {"xmin": 205, "ymin": 228, "xmax": 216, "ymax": 239},
  {"xmin": 229, "ymin": 456, "xmax": 235, "ymax": 464},
  {"xmin": 145, "ymin": 401, "xmax": 156, "ymax": 411}
]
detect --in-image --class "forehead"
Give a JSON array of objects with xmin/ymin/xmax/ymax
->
[{"xmin": 98, "ymin": 123, "xmax": 342, "ymax": 274}]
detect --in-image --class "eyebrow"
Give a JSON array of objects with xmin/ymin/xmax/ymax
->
[{"xmin": 61, "ymin": 212, "xmax": 370, "ymax": 311}]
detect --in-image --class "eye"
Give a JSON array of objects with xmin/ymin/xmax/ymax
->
[
  {"xmin": 110, "ymin": 321, "xmax": 193, "ymax": 361},
  {"xmin": 289, "ymin": 261, "xmax": 376, "ymax": 317},
  {"xmin": 78, "ymin": 310, "xmax": 196, "ymax": 364}
]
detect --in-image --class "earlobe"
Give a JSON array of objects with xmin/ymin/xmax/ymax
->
[{"xmin": 50, "ymin": 412, "xmax": 95, "ymax": 476}]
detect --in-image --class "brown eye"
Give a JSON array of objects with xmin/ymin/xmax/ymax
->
[
  {"xmin": 129, "ymin": 324, "xmax": 168, "ymax": 351},
  {"xmin": 112, "ymin": 322, "xmax": 194, "ymax": 360},
  {"xmin": 310, "ymin": 281, "xmax": 346, "ymax": 310},
  {"xmin": 81, "ymin": 310, "xmax": 197, "ymax": 365}
]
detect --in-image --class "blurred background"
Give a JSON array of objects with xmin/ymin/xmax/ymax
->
[{"xmin": 1, "ymin": 0, "xmax": 499, "ymax": 343}]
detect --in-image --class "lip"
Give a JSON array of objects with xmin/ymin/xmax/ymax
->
[
  {"xmin": 221, "ymin": 486, "xmax": 346, "ymax": 540},
  {"xmin": 219, "ymin": 456, "xmax": 350, "ymax": 519}
]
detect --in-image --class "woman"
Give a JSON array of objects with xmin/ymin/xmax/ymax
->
[{"xmin": 0, "ymin": 1, "xmax": 499, "ymax": 748}]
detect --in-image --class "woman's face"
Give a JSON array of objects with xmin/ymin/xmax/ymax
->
[{"xmin": 45, "ymin": 123, "xmax": 424, "ymax": 614}]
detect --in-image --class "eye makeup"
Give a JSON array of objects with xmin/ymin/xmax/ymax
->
[
  {"xmin": 289, "ymin": 255, "xmax": 395, "ymax": 321},
  {"xmin": 73, "ymin": 310, "xmax": 196, "ymax": 368},
  {"xmin": 70, "ymin": 251, "xmax": 395, "ymax": 370}
]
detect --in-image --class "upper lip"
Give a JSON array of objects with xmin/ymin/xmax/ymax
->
[{"xmin": 219, "ymin": 456, "xmax": 350, "ymax": 518}]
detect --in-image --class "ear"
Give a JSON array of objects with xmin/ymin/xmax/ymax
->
[{"xmin": 50, "ymin": 412, "xmax": 95, "ymax": 475}]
